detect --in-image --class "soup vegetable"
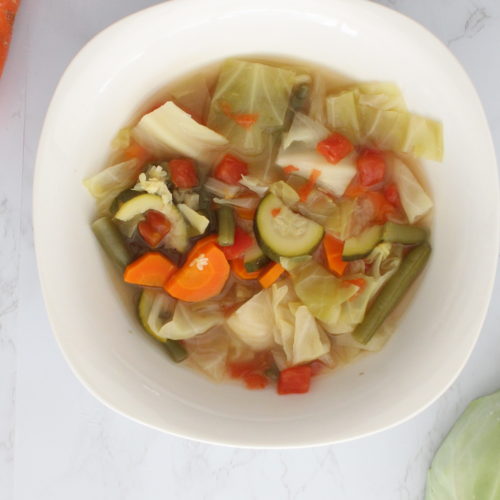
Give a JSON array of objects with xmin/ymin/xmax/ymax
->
[{"xmin": 86, "ymin": 58, "xmax": 441, "ymax": 395}]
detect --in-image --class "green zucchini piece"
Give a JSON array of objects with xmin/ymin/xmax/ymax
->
[
  {"xmin": 217, "ymin": 206, "xmax": 235, "ymax": 246},
  {"xmin": 110, "ymin": 189, "xmax": 139, "ymax": 215},
  {"xmin": 255, "ymin": 193, "xmax": 324, "ymax": 261},
  {"xmin": 382, "ymin": 222, "xmax": 427, "ymax": 245},
  {"xmin": 342, "ymin": 225, "xmax": 384, "ymax": 261},
  {"xmin": 243, "ymin": 242, "xmax": 269, "ymax": 272},
  {"xmin": 352, "ymin": 242, "xmax": 431, "ymax": 344},
  {"xmin": 91, "ymin": 217, "xmax": 132, "ymax": 271},
  {"xmin": 137, "ymin": 289, "xmax": 187, "ymax": 362},
  {"xmin": 177, "ymin": 203, "xmax": 209, "ymax": 236},
  {"xmin": 114, "ymin": 193, "xmax": 164, "ymax": 221}
]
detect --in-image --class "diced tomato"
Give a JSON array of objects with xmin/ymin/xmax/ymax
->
[
  {"xmin": 317, "ymin": 132, "xmax": 354, "ymax": 164},
  {"xmin": 138, "ymin": 210, "xmax": 171, "ymax": 247},
  {"xmin": 384, "ymin": 182, "xmax": 401, "ymax": 207},
  {"xmin": 244, "ymin": 373, "xmax": 269, "ymax": 390},
  {"xmin": 169, "ymin": 158, "xmax": 198, "ymax": 188},
  {"xmin": 228, "ymin": 352, "xmax": 272, "ymax": 378},
  {"xmin": 277, "ymin": 365, "xmax": 312, "ymax": 395},
  {"xmin": 219, "ymin": 226, "xmax": 253, "ymax": 260},
  {"xmin": 365, "ymin": 191, "xmax": 395, "ymax": 224},
  {"xmin": 357, "ymin": 149, "xmax": 386, "ymax": 187},
  {"xmin": 214, "ymin": 154, "xmax": 248, "ymax": 185}
]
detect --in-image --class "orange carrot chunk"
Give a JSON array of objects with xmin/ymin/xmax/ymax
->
[
  {"xmin": 297, "ymin": 169, "xmax": 322, "ymax": 202},
  {"xmin": 258, "ymin": 262, "xmax": 285, "ymax": 289},
  {"xmin": 323, "ymin": 234, "xmax": 348, "ymax": 276},
  {"xmin": 164, "ymin": 243, "xmax": 229, "ymax": 302},
  {"xmin": 283, "ymin": 165, "xmax": 299, "ymax": 174},
  {"xmin": 124, "ymin": 252, "xmax": 177, "ymax": 287}
]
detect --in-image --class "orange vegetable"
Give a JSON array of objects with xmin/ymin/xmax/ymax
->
[
  {"xmin": 231, "ymin": 257, "xmax": 261, "ymax": 280},
  {"xmin": 190, "ymin": 234, "xmax": 218, "ymax": 254},
  {"xmin": 0, "ymin": 0, "xmax": 20, "ymax": 78},
  {"xmin": 123, "ymin": 140, "xmax": 151, "ymax": 167},
  {"xmin": 164, "ymin": 242, "xmax": 230, "ymax": 302},
  {"xmin": 297, "ymin": 169, "xmax": 321, "ymax": 202},
  {"xmin": 323, "ymin": 234, "xmax": 348, "ymax": 276},
  {"xmin": 283, "ymin": 165, "xmax": 299, "ymax": 174},
  {"xmin": 258, "ymin": 262, "xmax": 285, "ymax": 289},
  {"xmin": 271, "ymin": 207, "xmax": 281, "ymax": 217},
  {"xmin": 220, "ymin": 101, "xmax": 258, "ymax": 129},
  {"xmin": 123, "ymin": 252, "xmax": 177, "ymax": 287},
  {"xmin": 317, "ymin": 132, "xmax": 354, "ymax": 164},
  {"xmin": 243, "ymin": 373, "xmax": 268, "ymax": 390},
  {"xmin": 233, "ymin": 191, "xmax": 259, "ymax": 220}
]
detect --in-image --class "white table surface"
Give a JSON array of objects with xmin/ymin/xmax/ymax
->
[{"xmin": 1, "ymin": 1, "xmax": 499, "ymax": 499}]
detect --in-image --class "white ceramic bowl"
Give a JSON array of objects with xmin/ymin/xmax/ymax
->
[{"xmin": 34, "ymin": 0, "xmax": 499, "ymax": 447}]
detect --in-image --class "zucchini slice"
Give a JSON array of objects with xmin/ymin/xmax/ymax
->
[
  {"xmin": 342, "ymin": 225, "xmax": 383, "ymax": 261},
  {"xmin": 382, "ymin": 222, "xmax": 427, "ymax": 245},
  {"xmin": 114, "ymin": 193, "xmax": 163, "ymax": 221},
  {"xmin": 255, "ymin": 193, "xmax": 324, "ymax": 261}
]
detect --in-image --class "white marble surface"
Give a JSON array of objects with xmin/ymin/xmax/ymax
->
[{"xmin": 1, "ymin": 0, "xmax": 499, "ymax": 499}]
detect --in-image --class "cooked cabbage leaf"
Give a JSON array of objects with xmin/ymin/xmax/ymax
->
[
  {"xmin": 391, "ymin": 158, "xmax": 433, "ymax": 223},
  {"xmin": 282, "ymin": 112, "xmax": 329, "ymax": 149},
  {"xmin": 285, "ymin": 259, "xmax": 358, "ymax": 324},
  {"xmin": 207, "ymin": 59, "xmax": 295, "ymax": 155},
  {"xmin": 325, "ymin": 91, "xmax": 361, "ymax": 144},
  {"xmin": 158, "ymin": 300, "xmax": 223, "ymax": 340},
  {"xmin": 133, "ymin": 101, "xmax": 228, "ymax": 162},
  {"xmin": 269, "ymin": 180, "xmax": 300, "ymax": 207},
  {"xmin": 324, "ymin": 198, "xmax": 356, "ymax": 240},
  {"xmin": 84, "ymin": 159, "xmax": 141, "ymax": 214},
  {"xmin": 402, "ymin": 114, "xmax": 444, "ymax": 161},
  {"xmin": 226, "ymin": 289, "xmax": 275, "ymax": 350},
  {"xmin": 354, "ymin": 82, "xmax": 407, "ymax": 111},
  {"xmin": 425, "ymin": 390, "xmax": 500, "ymax": 500}
]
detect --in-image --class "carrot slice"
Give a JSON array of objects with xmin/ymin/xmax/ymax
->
[
  {"xmin": 164, "ymin": 243, "xmax": 229, "ymax": 302},
  {"xmin": 258, "ymin": 262, "xmax": 285, "ymax": 289},
  {"xmin": 190, "ymin": 234, "xmax": 218, "ymax": 255},
  {"xmin": 283, "ymin": 165, "xmax": 299, "ymax": 174},
  {"xmin": 297, "ymin": 169, "xmax": 321, "ymax": 202},
  {"xmin": 124, "ymin": 252, "xmax": 177, "ymax": 287},
  {"xmin": 323, "ymin": 234, "xmax": 348, "ymax": 276},
  {"xmin": 0, "ymin": 0, "xmax": 20, "ymax": 78},
  {"xmin": 231, "ymin": 257, "xmax": 260, "ymax": 280}
]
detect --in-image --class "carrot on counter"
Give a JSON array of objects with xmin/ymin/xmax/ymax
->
[
  {"xmin": 258, "ymin": 262, "xmax": 285, "ymax": 289},
  {"xmin": 0, "ymin": 0, "xmax": 20, "ymax": 78},
  {"xmin": 231, "ymin": 257, "xmax": 261, "ymax": 280},
  {"xmin": 323, "ymin": 234, "xmax": 348, "ymax": 276},
  {"xmin": 297, "ymin": 168, "xmax": 321, "ymax": 202},
  {"xmin": 124, "ymin": 252, "xmax": 177, "ymax": 287},
  {"xmin": 164, "ymin": 240, "xmax": 229, "ymax": 302}
]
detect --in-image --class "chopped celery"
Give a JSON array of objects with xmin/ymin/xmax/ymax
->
[{"xmin": 207, "ymin": 59, "xmax": 295, "ymax": 155}]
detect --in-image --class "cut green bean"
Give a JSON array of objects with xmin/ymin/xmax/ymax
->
[
  {"xmin": 217, "ymin": 205, "xmax": 235, "ymax": 246},
  {"xmin": 284, "ymin": 83, "xmax": 311, "ymax": 130},
  {"xmin": 353, "ymin": 242, "xmax": 431, "ymax": 344},
  {"xmin": 382, "ymin": 222, "xmax": 427, "ymax": 245},
  {"xmin": 164, "ymin": 340, "xmax": 188, "ymax": 363},
  {"xmin": 91, "ymin": 217, "xmax": 132, "ymax": 271}
]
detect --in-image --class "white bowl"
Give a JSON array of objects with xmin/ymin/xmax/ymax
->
[{"xmin": 34, "ymin": 0, "xmax": 499, "ymax": 447}]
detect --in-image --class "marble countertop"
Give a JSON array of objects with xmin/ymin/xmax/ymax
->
[{"xmin": 1, "ymin": 0, "xmax": 499, "ymax": 499}]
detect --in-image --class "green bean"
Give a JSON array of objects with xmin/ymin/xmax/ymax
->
[
  {"xmin": 353, "ymin": 242, "xmax": 431, "ymax": 344},
  {"xmin": 164, "ymin": 340, "xmax": 188, "ymax": 363},
  {"xmin": 217, "ymin": 206, "xmax": 235, "ymax": 247},
  {"xmin": 91, "ymin": 217, "xmax": 132, "ymax": 271}
]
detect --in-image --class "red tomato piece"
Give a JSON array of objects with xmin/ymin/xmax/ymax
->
[
  {"xmin": 317, "ymin": 132, "xmax": 354, "ymax": 164},
  {"xmin": 277, "ymin": 365, "xmax": 312, "ymax": 395},
  {"xmin": 365, "ymin": 191, "xmax": 395, "ymax": 224},
  {"xmin": 244, "ymin": 373, "xmax": 269, "ymax": 390},
  {"xmin": 228, "ymin": 352, "xmax": 272, "ymax": 378},
  {"xmin": 169, "ymin": 158, "xmax": 199, "ymax": 188},
  {"xmin": 214, "ymin": 154, "xmax": 248, "ymax": 185},
  {"xmin": 219, "ymin": 226, "xmax": 253, "ymax": 260},
  {"xmin": 138, "ymin": 210, "xmax": 171, "ymax": 247},
  {"xmin": 357, "ymin": 149, "xmax": 386, "ymax": 187},
  {"xmin": 384, "ymin": 182, "xmax": 401, "ymax": 207}
]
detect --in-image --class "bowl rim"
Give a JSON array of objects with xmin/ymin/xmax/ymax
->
[{"xmin": 33, "ymin": 0, "xmax": 499, "ymax": 448}]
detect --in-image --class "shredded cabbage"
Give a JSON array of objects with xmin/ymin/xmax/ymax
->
[
  {"xmin": 269, "ymin": 180, "xmax": 300, "ymax": 206},
  {"xmin": 208, "ymin": 59, "xmax": 295, "ymax": 155},
  {"xmin": 391, "ymin": 158, "xmax": 433, "ymax": 223},
  {"xmin": 158, "ymin": 301, "xmax": 223, "ymax": 340},
  {"xmin": 133, "ymin": 101, "xmax": 228, "ymax": 162},
  {"xmin": 426, "ymin": 390, "xmax": 500, "ymax": 500},
  {"xmin": 203, "ymin": 177, "xmax": 242, "ymax": 198},
  {"xmin": 84, "ymin": 159, "xmax": 141, "ymax": 214},
  {"xmin": 239, "ymin": 175, "xmax": 269, "ymax": 197}
]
